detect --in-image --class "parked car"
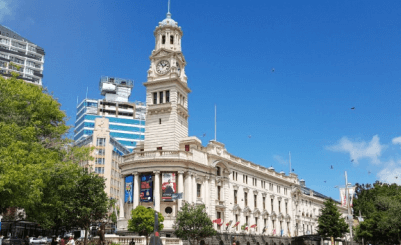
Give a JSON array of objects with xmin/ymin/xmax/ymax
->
[{"xmin": 30, "ymin": 238, "xmax": 47, "ymax": 244}]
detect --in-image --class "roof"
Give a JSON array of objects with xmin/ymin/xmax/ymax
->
[
  {"xmin": 0, "ymin": 25, "xmax": 44, "ymax": 50},
  {"xmin": 301, "ymin": 186, "xmax": 331, "ymax": 200}
]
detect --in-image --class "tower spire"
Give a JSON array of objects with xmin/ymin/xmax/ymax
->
[{"xmin": 167, "ymin": 0, "xmax": 171, "ymax": 18}]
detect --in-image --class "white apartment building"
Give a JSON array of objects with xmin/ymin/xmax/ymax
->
[
  {"xmin": 0, "ymin": 25, "xmax": 44, "ymax": 85},
  {"xmin": 117, "ymin": 7, "xmax": 349, "ymax": 243}
]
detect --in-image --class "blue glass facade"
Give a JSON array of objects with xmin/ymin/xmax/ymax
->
[{"xmin": 74, "ymin": 99, "xmax": 145, "ymax": 152}]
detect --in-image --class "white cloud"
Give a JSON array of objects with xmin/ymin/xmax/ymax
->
[
  {"xmin": 326, "ymin": 135, "xmax": 385, "ymax": 164},
  {"xmin": 377, "ymin": 160, "xmax": 401, "ymax": 185},
  {"xmin": 0, "ymin": 0, "xmax": 15, "ymax": 22},
  {"xmin": 392, "ymin": 136, "xmax": 401, "ymax": 146},
  {"xmin": 273, "ymin": 155, "xmax": 287, "ymax": 165}
]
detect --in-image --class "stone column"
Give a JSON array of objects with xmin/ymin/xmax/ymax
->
[
  {"xmin": 178, "ymin": 171, "xmax": 184, "ymax": 210},
  {"xmin": 133, "ymin": 172, "xmax": 139, "ymax": 209},
  {"xmin": 192, "ymin": 173, "xmax": 197, "ymax": 203},
  {"xmin": 154, "ymin": 171, "xmax": 161, "ymax": 212},
  {"xmin": 205, "ymin": 176, "xmax": 210, "ymax": 213},
  {"xmin": 119, "ymin": 174, "xmax": 125, "ymax": 219},
  {"xmin": 185, "ymin": 171, "xmax": 192, "ymax": 203}
]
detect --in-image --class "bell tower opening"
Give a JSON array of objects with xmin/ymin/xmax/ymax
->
[{"xmin": 162, "ymin": 35, "xmax": 166, "ymax": 44}]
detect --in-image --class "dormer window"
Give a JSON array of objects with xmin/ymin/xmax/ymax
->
[
  {"xmin": 162, "ymin": 35, "xmax": 166, "ymax": 44},
  {"xmin": 170, "ymin": 35, "xmax": 174, "ymax": 44}
]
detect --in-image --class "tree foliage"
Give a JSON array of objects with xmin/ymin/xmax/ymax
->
[
  {"xmin": 0, "ymin": 74, "xmax": 71, "ymax": 211},
  {"xmin": 173, "ymin": 202, "xmax": 216, "ymax": 245},
  {"xmin": 63, "ymin": 169, "xmax": 109, "ymax": 245},
  {"xmin": 353, "ymin": 181, "xmax": 401, "ymax": 244},
  {"xmin": 0, "ymin": 75, "xmax": 107, "ymax": 241},
  {"xmin": 128, "ymin": 205, "xmax": 164, "ymax": 244},
  {"xmin": 317, "ymin": 198, "xmax": 348, "ymax": 239}
]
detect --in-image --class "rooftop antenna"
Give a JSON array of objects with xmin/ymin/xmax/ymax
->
[{"xmin": 289, "ymin": 151, "xmax": 292, "ymax": 174}]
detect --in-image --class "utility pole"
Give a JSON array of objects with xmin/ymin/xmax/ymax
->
[{"xmin": 345, "ymin": 171, "xmax": 353, "ymax": 245}]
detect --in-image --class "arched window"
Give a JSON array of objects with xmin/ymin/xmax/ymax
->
[
  {"xmin": 200, "ymin": 241, "xmax": 205, "ymax": 245},
  {"xmin": 162, "ymin": 35, "xmax": 166, "ymax": 44},
  {"xmin": 256, "ymin": 243, "xmax": 260, "ymax": 245},
  {"xmin": 265, "ymin": 243, "xmax": 268, "ymax": 245},
  {"xmin": 170, "ymin": 35, "xmax": 174, "ymax": 44},
  {"xmin": 247, "ymin": 242, "xmax": 250, "ymax": 245},
  {"xmin": 219, "ymin": 241, "xmax": 224, "ymax": 245},
  {"xmin": 236, "ymin": 242, "xmax": 240, "ymax": 245}
]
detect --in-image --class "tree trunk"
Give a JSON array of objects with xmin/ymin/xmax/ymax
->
[{"xmin": 84, "ymin": 227, "xmax": 88, "ymax": 245}]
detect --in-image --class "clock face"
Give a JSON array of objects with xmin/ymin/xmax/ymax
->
[{"xmin": 156, "ymin": 60, "xmax": 170, "ymax": 75}]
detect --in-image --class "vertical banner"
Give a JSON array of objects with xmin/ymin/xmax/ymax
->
[
  {"xmin": 140, "ymin": 174, "xmax": 153, "ymax": 202},
  {"xmin": 348, "ymin": 187, "xmax": 355, "ymax": 207},
  {"xmin": 162, "ymin": 172, "xmax": 176, "ymax": 200},
  {"xmin": 125, "ymin": 176, "xmax": 133, "ymax": 203},
  {"xmin": 339, "ymin": 188, "xmax": 346, "ymax": 207}
]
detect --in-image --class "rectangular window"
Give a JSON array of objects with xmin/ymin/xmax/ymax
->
[
  {"xmin": 271, "ymin": 199, "xmax": 274, "ymax": 213},
  {"xmin": 170, "ymin": 35, "xmax": 174, "ymax": 44},
  {"xmin": 166, "ymin": 90, "xmax": 170, "ymax": 102},
  {"xmin": 96, "ymin": 158, "xmax": 105, "ymax": 165},
  {"xmin": 153, "ymin": 92, "xmax": 157, "ymax": 104},
  {"xmin": 264, "ymin": 219, "xmax": 267, "ymax": 228},
  {"xmin": 246, "ymin": 175, "xmax": 248, "ymax": 184},
  {"xmin": 234, "ymin": 190, "xmax": 237, "ymax": 204},
  {"xmin": 246, "ymin": 216, "xmax": 249, "ymax": 226},
  {"xmin": 216, "ymin": 166, "xmax": 221, "ymax": 176},
  {"xmin": 243, "ymin": 174, "xmax": 245, "ymax": 183},
  {"xmin": 279, "ymin": 200, "xmax": 281, "ymax": 213},
  {"xmin": 96, "ymin": 138, "xmax": 106, "ymax": 147},
  {"xmin": 255, "ymin": 217, "xmax": 258, "ymax": 231},
  {"xmin": 217, "ymin": 186, "xmax": 221, "ymax": 200},
  {"xmin": 232, "ymin": 171, "xmax": 235, "ymax": 180},
  {"xmin": 263, "ymin": 197, "xmax": 266, "ymax": 210},
  {"xmin": 197, "ymin": 184, "xmax": 201, "ymax": 198},
  {"xmin": 97, "ymin": 149, "xmax": 105, "ymax": 156},
  {"xmin": 285, "ymin": 202, "xmax": 288, "ymax": 214},
  {"xmin": 159, "ymin": 91, "xmax": 164, "ymax": 103},
  {"xmin": 157, "ymin": 147, "xmax": 162, "ymax": 150},
  {"xmin": 185, "ymin": 144, "xmax": 190, "ymax": 151},
  {"xmin": 236, "ymin": 215, "xmax": 239, "ymax": 231},
  {"xmin": 254, "ymin": 195, "xmax": 257, "ymax": 208},
  {"xmin": 236, "ymin": 172, "xmax": 238, "ymax": 180},
  {"xmin": 244, "ymin": 192, "xmax": 248, "ymax": 206}
]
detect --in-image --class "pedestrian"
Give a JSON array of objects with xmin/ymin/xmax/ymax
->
[
  {"xmin": 24, "ymin": 235, "xmax": 30, "ymax": 245},
  {"xmin": 0, "ymin": 234, "xmax": 3, "ymax": 245},
  {"xmin": 60, "ymin": 237, "xmax": 65, "ymax": 245},
  {"xmin": 51, "ymin": 237, "xmax": 58, "ymax": 245}
]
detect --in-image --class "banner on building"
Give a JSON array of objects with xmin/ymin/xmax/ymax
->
[
  {"xmin": 162, "ymin": 172, "xmax": 176, "ymax": 200},
  {"xmin": 125, "ymin": 176, "xmax": 133, "ymax": 203},
  {"xmin": 348, "ymin": 186, "xmax": 355, "ymax": 207},
  {"xmin": 339, "ymin": 188, "xmax": 346, "ymax": 207},
  {"xmin": 140, "ymin": 174, "xmax": 153, "ymax": 202}
]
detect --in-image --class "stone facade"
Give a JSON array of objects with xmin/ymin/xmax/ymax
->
[{"xmin": 117, "ymin": 8, "xmax": 348, "ymax": 240}]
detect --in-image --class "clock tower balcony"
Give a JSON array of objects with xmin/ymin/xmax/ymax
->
[{"xmin": 147, "ymin": 102, "xmax": 172, "ymax": 115}]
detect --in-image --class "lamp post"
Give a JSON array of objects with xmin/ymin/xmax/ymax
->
[{"xmin": 344, "ymin": 171, "xmax": 353, "ymax": 245}]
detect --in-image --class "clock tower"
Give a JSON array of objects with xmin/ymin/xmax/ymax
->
[{"xmin": 143, "ymin": 9, "xmax": 190, "ymax": 151}]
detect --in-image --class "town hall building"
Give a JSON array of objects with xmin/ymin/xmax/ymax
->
[{"xmin": 116, "ymin": 6, "xmax": 349, "ymax": 243}]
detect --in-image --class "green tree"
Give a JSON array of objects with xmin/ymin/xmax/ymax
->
[
  {"xmin": 353, "ymin": 181, "xmax": 401, "ymax": 244},
  {"xmin": 173, "ymin": 202, "xmax": 216, "ymax": 245},
  {"xmin": 0, "ymin": 74, "xmax": 71, "ymax": 212},
  {"xmin": 317, "ymin": 198, "xmax": 349, "ymax": 241},
  {"xmin": 63, "ymin": 169, "xmax": 109, "ymax": 245},
  {"xmin": 128, "ymin": 206, "xmax": 164, "ymax": 245}
]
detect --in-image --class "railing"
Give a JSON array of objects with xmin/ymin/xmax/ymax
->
[
  {"xmin": 91, "ymin": 236, "xmax": 182, "ymax": 245},
  {"xmin": 124, "ymin": 150, "xmax": 194, "ymax": 163}
]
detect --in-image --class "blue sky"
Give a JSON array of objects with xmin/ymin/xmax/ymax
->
[{"xmin": 2, "ymin": 0, "xmax": 401, "ymax": 200}]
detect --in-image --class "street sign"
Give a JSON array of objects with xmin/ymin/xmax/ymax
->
[{"xmin": 171, "ymin": 192, "xmax": 183, "ymax": 200}]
